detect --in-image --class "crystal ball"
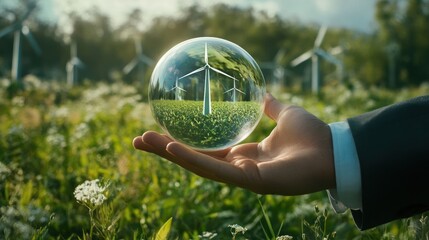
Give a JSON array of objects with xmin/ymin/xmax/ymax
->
[{"xmin": 149, "ymin": 37, "xmax": 266, "ymax": 150}]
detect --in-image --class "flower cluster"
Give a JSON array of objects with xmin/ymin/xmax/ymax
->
[
  {"xmin": 74, "ymin": 179, "xmax": 108, "ymax": 207},
  {"xmin": 276, "ymin": 235, "xmax": 293, "ymax": 240},
  {"xmin": 228, "ymin": 224, "xmax": 247, "ymax": 239}
]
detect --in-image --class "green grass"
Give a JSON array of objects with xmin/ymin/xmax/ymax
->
[
  {"xmin": 151, "ymin": 100, "xmax": 262, "ymax": 150},
  {"xmin": 0, "ymin": 78, "xmax": 428, "ymax": 239}
]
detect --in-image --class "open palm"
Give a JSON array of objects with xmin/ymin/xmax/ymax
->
[{"xmin": 133, "ymin": 94, "xmax": 335, "ymax": 196}]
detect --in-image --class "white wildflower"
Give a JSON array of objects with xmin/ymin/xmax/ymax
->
[
  {"xmin": 228, "ymin": 224, "xmax": 247, "ymax": 236},
  {"xmin": 82, "ymin": 84, "xmax": 111, "ymax": 103},
  {"xmin": 277, "ymin": 235, "xmax": 293, "ymax": 240},
  {"xmin": 199, "ymin": 231, "xmax": 218, "ymax": 239},
  {"xmin": 54, "ymin": 106, "xmax": 69, "ymax": 118},
  {"xmin": 74, "ymin": 179, "xmax": 109, "ymax": 207},
  {"xmin": 0, "ymin": 161, "xmax": 11, "ymax": 181},
  {"xmin": 72, "ymin": 122, "xmax": 89, "ymax": 140},
  {"xmin": 11, "ymin": 96, "xmax": 25, "ymax": 107},
  {"xmin": 46, "ymin": 127, "xmax": 66, "ymax": 148}
]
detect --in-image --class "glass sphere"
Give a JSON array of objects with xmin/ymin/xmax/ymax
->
[{"xmin": 149, "ymin": 37, "xmax": 266, "ymax": 150}]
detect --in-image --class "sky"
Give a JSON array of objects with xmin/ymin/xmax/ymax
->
[{"xmin": 1, "ymin": 0, "xmax": 377, "ymax": 33}]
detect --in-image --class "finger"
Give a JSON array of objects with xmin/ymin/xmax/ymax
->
[
  {"xmin": 135, "ymin": 131, "xmax": 225, "ymax": 182},
  {"xmin": 166, "ymin": 142, "xmax": 246, "ymax": 186},
  {"xmin": 134, "ymin": 131, "xmax": 176, "ymax": 162},
  {"xmin": 199, "ymin": 147, "xmax": 232, "ymax": 159},
  {"xmin": 264, "ymin": 92, "xmax": 287, "ymax": 122},
  {"xmin": 133, "ymin": 136, "xmax": 156, "ymax": 152},
  {"xmin": 141, "ymin": 131, "xmax": 173, "ymax": 150}
]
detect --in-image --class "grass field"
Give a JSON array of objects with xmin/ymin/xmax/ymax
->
[
  {"xmin": 0, "ymin": 77, "xmax": 428, "ymax": 239},
  {"xmin": 151, "ymin": 100, "xmax": 262, "ymax": 150}
]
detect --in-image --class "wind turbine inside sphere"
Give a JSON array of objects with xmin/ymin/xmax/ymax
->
[
  {"xmin": 224, "ymin": 78, "xmax": 245, "ymax": 102},
  {"xmin": 0, "ymin": 1, "xmax": 42, "ymax": 81},
  {"xmin": 291, "ymin": 26, "xmax": 340, "ymax": 94},
  {"xmin": 123, "ymin": 38, "xmax": 154, "ymax": 80},
  {"xmin": 178, "ymin": 43, "xmax": 238, "ymax": 115},
  {"xmin": 168, "ymin": 77, "xmax": 186, "ymax": 100},
  {"xmin": 66, "ymin": 41, "xmax": 85, "ymax": 86}
]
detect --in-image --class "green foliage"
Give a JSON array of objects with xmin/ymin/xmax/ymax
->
[
  {"xmin": 0, "ymin": 78, "xmax": 428, "ymax": 239},
  {"xmin": 154, "ymin": 217, "xmax": 172, "ymax": 240}
]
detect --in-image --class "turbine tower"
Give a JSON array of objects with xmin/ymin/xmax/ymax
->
[
  {"xmin": 291, "ymin": 26, "xmax": 340, "ymax": 94},
  {"xmin": 66, "ymin": 41, "xmax": 85, "ymax": 86},
  {"xmin": 385, "ymin": 42, "xmax": 399, "ymax": 88},
  {"xmin": 0, "ymin": 1, "xmax": 41, "ymax": 82},
  {"xmin": 179, "ymin": 43, "xmax": 238, "ymax": 115},
  {"xmin": 224, "ymin": 78, "xmax": 244, "ymax": 102},
  {"xmin": 123, "ymin": 38, "xmax": 154, "ymax": 80}
]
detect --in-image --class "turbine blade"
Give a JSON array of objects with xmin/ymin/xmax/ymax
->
[
  {"xmin": 274, "ymin": 49, "xmax": 286, "ymax": 63},
  {"xmin": 72, "ymin": 57, "xmax": 85, "ymax": 68},
  {"xmin": 315, "ymin": 49, "xmax": 340, "ymax": 65},
  {"xmin": 314, "ymin": 26, "xmax": 327, "ymax": 47},
  {"xmin": 209, "ymin": 66, "xmax": 236, "ymax": 80},
  {"xmin": 236, "ymin": 89, "xmax": 245, "ymax": 94},
  {"xmin": 19, "ymin": 2, "xmax": 37, "ymax": 23},
  {"xmin": 329, "ymin": 46, "xmax": 343, "ymax": 55},
  {"xmin": 204, "ymin": 42, "xmax": 208, "ymax": 64},
  {"xmin": 139, "ymin": 54, "xmax": 154, "ymax": 66},
  {"xmin": 123, "ymin": 57, "xmax": 139, "ymax": 74},
  {"xmin": 177, "ymin": 87, "xmax": 186, "ymax": 92},
  {"xmin": 22, "ymin": 26, "xmax": 42, "ymax": 55},
  {"xmin": 224, "ymin": 88, "xmax": 234, "ymax": 93},
  {"xmin": 0, "ymin": 24, "xmax": 17, "ymax": 38},
  {"xmin": 178, "ymin": 66, "xmax": 205, "ymax": 79},
  {"xmin": 291, "ymin": 50, "xmax": 312, "ymax": 66},
  {"xmin": 134, "ymin": 38, "xmax": 142, "ymax": 55},
  {"xmin": 70, "ymin": 42, "xmax": 77, "ymax": 58},
  {"xmin": 259, "ymin": 62, "xmax": 275, "ymax": 69}
]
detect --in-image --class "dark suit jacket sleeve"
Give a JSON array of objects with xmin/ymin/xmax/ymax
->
[{"xmin": 347, "ymin": 95, "xmax": 429, "ymax": 230}]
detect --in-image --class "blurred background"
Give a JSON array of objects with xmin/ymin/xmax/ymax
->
[
  {"xmin": 1, "ymin": 0, "xmax": 428, "ymax": 91},
  {"xmin": 1, "ymin": 0, "xmax": 429, "ymax": 239}
]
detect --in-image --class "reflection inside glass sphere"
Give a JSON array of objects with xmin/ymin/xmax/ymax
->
[{"xmin": 149, "ymin": 37, "xmax": 266, "ymax": 150}]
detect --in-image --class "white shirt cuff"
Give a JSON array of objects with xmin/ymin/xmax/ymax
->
[{"xmin": 328, "ymin": 121, "xmax": 362, "ymax": 212}]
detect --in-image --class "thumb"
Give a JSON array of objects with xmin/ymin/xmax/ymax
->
[{"xmin": 264, "ymin": 93, "xmax": 287, "ymax": 122}]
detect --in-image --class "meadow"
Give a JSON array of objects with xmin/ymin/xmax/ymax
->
[
  {"xmin": 151, "ymin": 100, "xmax": 262, "ymax": 150},
  {"xmin": 1, "ymin": 77, "xmax": 429, "ymax": 239}
]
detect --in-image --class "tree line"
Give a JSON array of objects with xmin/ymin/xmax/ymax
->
[{"xmin": 0, "ymin": 0, "xmax": 428, "ymax": 88}]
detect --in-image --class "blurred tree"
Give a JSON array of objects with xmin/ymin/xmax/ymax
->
[
  {"xmin": 401, "ymin": 0, "xmax": 429, "ymax": 85},
  {"xmin": 376, "ymin": 0, "xmax": 429, "ymax": 86},
  {"xmin": 69, "ymin": 8, "xmax": 127, "ymax": 82}
]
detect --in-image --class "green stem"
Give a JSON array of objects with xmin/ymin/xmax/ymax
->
[{"xmin": 89, "ymin": 208, "xmax": 94, "ymax": 239}]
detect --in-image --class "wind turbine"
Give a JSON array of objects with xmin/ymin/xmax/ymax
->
[
  {"xmin": 328, "ymin": 45, "xmax": 345, "ymax": 82},
  {"xmin": 168, "ymin": 77, "xmax": 186, "ymax": 100},
  {"xmin": 123, "ymin": 38, "xmax": 154, "ymax": 79},
  {"xmin": 317, "ymin": 45, "xmax": 344, "ymax": 83},
  {"xmin": 385, "ymin": 41, "xmax": 399, "ymax": 88},
  {"xmin": 66, "ymin": 41, "xmax": 85, "ymax": 86},
  {"xmin": 0, "ymin": 1, "xmax": 42, "ymax": 81},
  {"xmin": 260, "ymin": 49, "xmax": 291, "ymax": 86},
  {"xmin": 224, "ymin": 78, "xmax": 244, "ymax": 102},
  {"xmin": 291, "ymin": 26, "xmax": 340, "ymax": 94},
  {"xmin": 178, "ymin": 43, "xmax": 238, "ymax": 115}
]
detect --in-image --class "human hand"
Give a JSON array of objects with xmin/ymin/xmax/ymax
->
[{"xmin": 133, "ymin": 93, "xmax": 335, "ymax": 195}]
